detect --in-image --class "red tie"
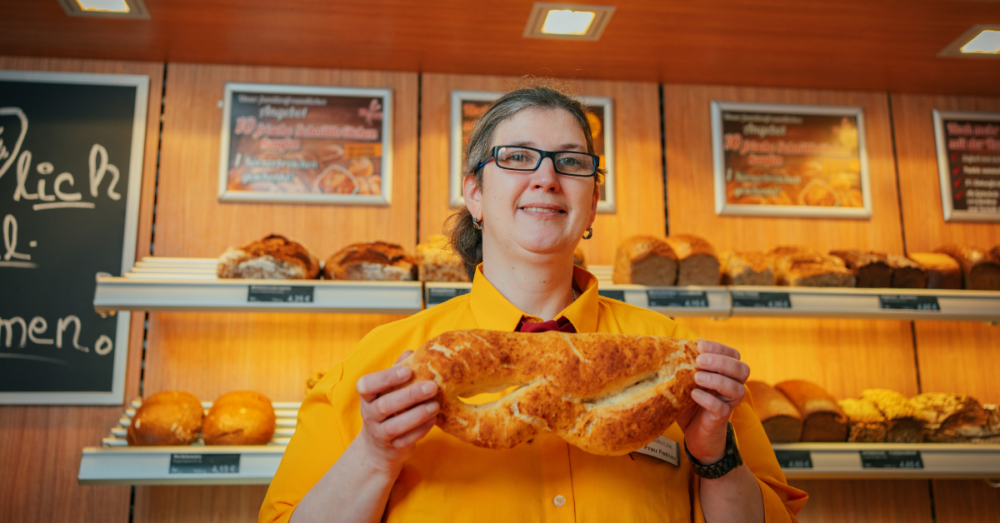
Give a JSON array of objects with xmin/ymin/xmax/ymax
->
[{"xmin": 516, "ymin": 316, "xmax": 577, "ymax": 333}]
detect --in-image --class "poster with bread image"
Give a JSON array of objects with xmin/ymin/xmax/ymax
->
[
  {"xmin": 218, "ymin": 83, "xmax": 392, "ymax": 204},
  {"xmin": 711, "ymin": 101, "xmax": 872, "ymax": 219}
]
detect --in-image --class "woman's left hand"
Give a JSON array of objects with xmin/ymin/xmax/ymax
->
[{"xmin": 676, "ymin": 339, "xmax": 751, "ymax": 465}]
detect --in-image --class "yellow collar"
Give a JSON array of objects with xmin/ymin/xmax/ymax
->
[{"xmin": 469, "ymin": 264, "xmax": 599, "ymax": 333}]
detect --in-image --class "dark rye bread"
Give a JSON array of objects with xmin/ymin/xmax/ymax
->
[
  {"xmin": 217, "ymin": 234, "xmax": 320, "ymax": 280},
  {"xmin": 325, "ymin": 241, "xmax": 417, "ymax": 281},
  {"xmin": 721, "ymin": 251, "xmax": 776, "ymax": 286},
  {"xmin": 613, "ymin": 235, "xmax": 678, "ymax": 286},
  {"xmin": 747, "ymin": 381, "xmax": 802, "ymax": 443},
  {"xmin": 878, "ymin": 253, "xmax": 927, "ymax": 289},
  {"xmin": 908, "ymin": 253, "xmax": 962, "ymax": 290},
  {"xmin": 663, "ymin": 234, "xmax": 721, "ymax": 286},
  {"xmin": 775, "ymin": 380, "xmax": 848, "ymax": 442},
  {"xmin": 830, "ymin": 250, "xmax": 892, "ymax": 288},
  {"xmin": 935, "ymin": 245, "xmax": 1000, "ymax": 291}
]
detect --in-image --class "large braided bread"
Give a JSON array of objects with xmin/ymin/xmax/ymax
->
[{"xmin": 400, "ymin": 329, "xmax": 698, "ymax": 456}]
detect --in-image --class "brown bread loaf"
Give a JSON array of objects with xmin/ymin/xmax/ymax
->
[
  {"xmin": 746, "ymin": 381, "xmax": 802, "ymax": 443},
  {"xmin": 203, "ymin": 391, "xmax": 276, "ymax": 445},
  {"xmin": 773, "ymin": 252, "xmax": 855, "ymax": 287},
  {"xmin": 613, "ymin": 235, "xmax": 678, "ymax": 286},
  {"xmin": 935, "ymin": 245, "xmax": 1000, "ymax": 290},
  {"xmin": 877, "ymin": 253, "xmax": 927, "ymax": 289},
  {"xmin": 416, "ymin": 234, "xmax": 470, "ymax": 282},
  {"xmin": 720, "ymin": 251, "xmax": 776, "ymax": 286},
  {"xmin": 774, "ymin": 380, "xmax": 848, "ymax": 442},
  {"xmin": 127, "ymin": 391, "xmax": 204, "ymax": 446},
  {"xmin": 837, "ymin": 398, "xmax": 887, "ymax": 443},
  {"xmin": 911, "ymin": 392, "xmax": 992, "ymax": 442},
  {"xmin": 906, "ymin": 253, "xmax": 962, "ymax": 289},
  {"xmin": 861, "ymin": 389, "xmax": 924, "ymax": 443},
  {"xmin": 663, "ymin": 235, "xmax": 721, "ymax": 285},
  {"xmin": 217, "ymin": 234, "xmax": 320, "ymax": 280},
  {"xmin": 830, "ymin": 250, "xmax": 892, "ymax": 288},
  {"xmin": 325, "ymin": 241, "xmax": 418, "ymax": 281}
]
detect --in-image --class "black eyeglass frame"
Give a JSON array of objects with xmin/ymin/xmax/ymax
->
[{"xmin": 475, "ymin": 145, "xmax": 600, "ymax": 177}]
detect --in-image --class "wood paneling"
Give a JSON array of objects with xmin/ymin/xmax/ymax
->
[
  {"xmin": 932, "ymin": 480, "xmax": 1000, "ymax": 523},
  {"xmin": 790, "ymin": 480, "xmax": 934, "ymax": 523},
  {"xmin": 420, "ymin": 74, "xmax": 665, "ymax": 266},
  {"xmin": 133, "ymin": 485, "xmax": 269, "ymax": 523},
  {"xmin": 0, "ymin": 55, "xmax": 163, "ymax": 523}
]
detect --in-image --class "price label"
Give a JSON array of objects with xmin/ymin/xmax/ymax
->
[
  {"xmin": 731, "ymin": 291, "xmax": 791, "ymax": 309},
  {"xmin": 247, "ymin": 285, "xmax": 314, "ymax": 303},
  {"xmin": 598, "ymin": 290, "xmax": 626, "ymax": 301},
  {"xmin": 860, "ymin": 450, "xmax": 924, "ymax": 469},
  {"xmin": 878, "ymin": 295, "xmax": 940, "ymax": 311},
  {"xmin": 774, "ymin": 450, "xmax": 813, "ymax": 469},
  {"xmin": 169, "ymin": 454, "xmax": 241, "ymax": 474},
  {"xmin": 426, "ymin": 287, "xmax": 471, "ymax": 306},
  {"xmin": 647, "ymin": 289, "xmax": 709, "ymax": 308}
]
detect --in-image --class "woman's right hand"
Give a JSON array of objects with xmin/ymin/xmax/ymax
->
[{"xmin": 355, "ymin": 350, "xmax": 439, "ymax": 474}]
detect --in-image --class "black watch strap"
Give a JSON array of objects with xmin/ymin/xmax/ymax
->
[{"xmin": 685, "ymin": 422, "xmax": 743, "ymax": 479}]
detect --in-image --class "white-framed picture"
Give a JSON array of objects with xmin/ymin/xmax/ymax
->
[
  {"xmin": 449, "ymin": 90, "xmax": 616, "ymax": 213},
  {"xmin": 218, "ymin": 83, "xmax": 393, "ymax": 205},
  {"xmin": 711, "ymin": 101, "xmax": 872, "ymax": 219},
  {"xmin": 932, "ymin": 110, "xmax": 1000, "ymax": 222}
]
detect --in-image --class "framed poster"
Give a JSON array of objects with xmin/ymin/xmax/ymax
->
[
  {"xmin": 0, "ymin": 70, "xmax": 147, "ymax": 404},
  {"xmin": 218, "ymin": 83, "xmax": 393, "ymax": 205},
  {"xmin": 711, "ymin": 101, "xmax": 872, "ymax": 219},
  {"xmin": 933, "ymin": 110, "xmax": 1000, "ymax": 222},
  {"xmin": 449, "ymin": 90, "xmax": 615, "ymax": 212}
]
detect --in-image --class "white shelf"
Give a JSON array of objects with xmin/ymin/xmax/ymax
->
[{"xmin": 773, "ymin": 442, "xmax": 1000, "ymax": 480}]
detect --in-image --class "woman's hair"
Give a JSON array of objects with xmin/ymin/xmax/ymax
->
[{"xmin": 447, "ymin": 79, "xmax": 606, "ymax": 280}]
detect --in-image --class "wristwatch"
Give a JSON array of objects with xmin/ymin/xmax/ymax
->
[{"xmin": 684, "ymin": 422, "xmax": 743, "ymax": 479}]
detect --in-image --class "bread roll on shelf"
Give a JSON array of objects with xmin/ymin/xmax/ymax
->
[
  {"xmin": 861, "ymin": 389, "xmax": 924, "ymax": 443},
  {"xmin": 746, "ymin": 381, "xmax": 801, "ymax": 443},
  {"xmin": 721, "ymin": 251, "xmax": 776, "ymax": 286},
  {"xmin": 126, "ymin": 391, "xmax": 204, "ymax": 446},
  {"xmin": 663, "ymin": 234, "xmax": 720, "ymax": 285},
  {"xmin": 202, "ymin": 391, "xmax": 277, "ymax": 445},
  {"xmin": 416, "ymin": 234, "xmax": 470, "ymax": 282},
  {"xmin": 612, "ymin": 235, "xmax": 678, "ymax": 286},
  {"xmin": 830, "ymin": 250, "xmax": 892, "ymax": 288},
  {"xmin": 838, "ymin": 398, "xmax": 887, "ymax": 443},
  {"xmin": 935, "ymin": 245, "xmax": 1000, "ymax": 291},
  {"xmin": 324, "ymin": 241, "xmax": 418, "ymax": 281},
  {"xmin": 217, "ymin": 234, "xmax": 320, "ymax": 280},
  {"xmin": 905, "ymin": 253, "xmax": 962, "ymax": 290},
  {"xmin": 774, "ymin": 380, "xmax": 848, "ymax": 442}
]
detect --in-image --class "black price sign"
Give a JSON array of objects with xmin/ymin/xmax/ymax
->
[
  {"xmin": 647, "ymin": 290, "xmax": 709, "ymax": 308},
  {"xmin": 426, "ymin": 287, "xmax": 470, "ymax": 306},
  {"xmin": 860, "ymin": 450, "xmax": 923, "ymax": 469},
  {"xmin": 732, "ymin": 291, "xmax": 792, "ymax": 309},
  {"xmin": 774, "ymin": 450, "xmax": 813, "ymax": 469},
  {"xmin": 878, "ymin": 295, "xmax": 940, "ymax": 311},
  {"xmin": 598, "ymin": 290, "xmax": 626, "ymax": 301},
  {"xmin": 169, "ymin": 454, "xmax": 241, "ymax": 474},
  {"xmin": 247, "ymin": 285, "xmax": 314, "ymax": 303}
]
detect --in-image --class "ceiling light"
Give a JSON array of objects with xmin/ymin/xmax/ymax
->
[
  {"xmin": 57, "ymin": 0, "xmax": 149, "ymax": 18},
  {"xmin": 939, "ymin": 25, "xmax": 1000, "ymax": 58},
  {"xmin": 524, "ymin": 3, "xmax": 615, "ymax": 41},
  {"xmin": 76, "ymin": 0, "xmax": 129, "ymax": 13},
  {"xmin": 961, "ymin": 30, "xmax": 1000, "ymax": 54}
]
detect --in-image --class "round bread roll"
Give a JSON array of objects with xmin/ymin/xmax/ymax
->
[
  {"xmin": 126, "ymin": 390, "xmax": 204, "ymax": 446},
  {"xmin": 203, "ymin": 391, "xmax": 276, "ymax": 446}
]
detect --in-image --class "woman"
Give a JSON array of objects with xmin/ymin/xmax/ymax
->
[{"xmin": 260, "ymin": 83, "xmax": 808, "ymax": 523}]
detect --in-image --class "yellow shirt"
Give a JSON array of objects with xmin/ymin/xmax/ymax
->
[{"xmin": 260, "ymin": 266, "xmax": 808, "ymax": 523}]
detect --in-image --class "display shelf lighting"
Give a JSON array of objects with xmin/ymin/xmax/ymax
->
[
  {"xmin": 938, "ymin": 24, "xmax": 1000, "ymax": 58},
  {"xmin": 57, "ymin": 0, "xmax": 149, "ymax": 18},
  {"xmin": 523, "ymin": 3, "xmax": 615, "ymax": 41},
  {"xmin": 961, "ymin": 29, "xmax": 1000, "ymax": 54}
]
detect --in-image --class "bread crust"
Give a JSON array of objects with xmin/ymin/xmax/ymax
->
[
  {"xmin": 217, "ymin": 234, "xmax": 320, "ymax": 280},
  {"xmin": 324, "ymin": 241, "xmax": 417, "ymax": 281},
  {"xmin": 747, "ymin": 381, "xmax": 802, "ymax": 443},
  {"xmin": 664, "ymin": 235, "xmax": 721, "ymax": 286},
  {"xmin": 400, "ymin": 330, "xmax": 698, "ymax": 456},
  {"xmin": 774, "ymin": 380, "xmax": 848, "ymax": 442},
  {"xmin": 908, "ymin": 253, "xmax": 962, "ymax": 289},
  {"xmin": 830, "ymin": 250, "xmax": 892, "ymax": 288},
  {"xmin": 721, "ymin": 252, "xmax": 775, "ymax": 286},
  {"xmin": 876, "ymin": 253, "xmax": 927, "ymax": 289},
  {"xmin": 935, "ymin": 245, "xmax": 1000, "ymax": 291},
  {"xmin": 838, "ymin": 398, "xmax": 887, "ymax": 443},
  {"xmin": 203, "ymin": 391, "xmax": 276, "ymax": 446},
  {"xmin": 127, "ymin": 391, "xmax": 204, "ymax": 446},
  {"xmin": 774, "ymin": 252, "xmax": 855, "ymax": 287},
  {"xmin": 613, "ymin": 235, "xmax": 678, "ymax": 285}
]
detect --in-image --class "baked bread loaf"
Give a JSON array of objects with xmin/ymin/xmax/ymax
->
[
  {"xmin": 877, "ymin": 253, "xmax": 927, "ymax": 289},
  {"xmin": 908, "ymin": 253, "xmax": 962, "ymax": 289},
  {"xmin": 837, "ymin": 398, "xmax": 887, "ymax": 443},
  {"xmin": 721, "ymin": 251, "xmax": 775, "ymax": 286},
  {"xmin": 202, "ymin": 391, "xmax": 276, "ymax": 446},
  {"xmin": 127, "ymin": 391, "xmax": 204, "ymax": 446},
  {"xmin": 324, "ymin": 241, "xmax": 417, "ymax": 281},
  {"xmin": 911, "ymin": 392, "xmax": 992, "ymax": 442},
  {"xmin": 861, "ymin": 389, "xmax": 923, "ymax": 443},
  {"xmin": 774, "ymin": 380, "xmax": 848, "ymax": 442},
  {"xmin": 830, "ymin": 250, "xmax": 892, "ymax": 288},
  {"xmin": 217, "ymin": 234, "xmax": 320, "ymax": 280},
  {"xmin": 771, "ymin": 248, "xmax": 855, "ymax": 287},
  {"xmin": 416, "ymin": 234, "xmax": 470, "ymax": 282},
  {"xmin": 663, "ymin": 234, "xmax": 720, "ymax": 285},
  {"xmin": 613, "ymin": 236, "xmax": 678, "ymax": 286},
  {"xmin": 935, "ymin": 245, "xmax": 1000, "ymax": 290},
  {"xmin": 746, "ymin": 381, "xmax": 801, "ymax": 443},
  {"xmin": 399, "ymin": 330, "xmax": 698, "ymax": 456}
]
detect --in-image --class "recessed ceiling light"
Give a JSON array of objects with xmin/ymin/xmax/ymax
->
[
  {"xmin": 961, "ymin": 30, "xmax": 1000, "ymax": 54},
  {"xmin": 57, "ymin": 0, "xmax": 149, "ymax": 18},
  {"xmin": 939, "ymin": 24, "xmax": 1000, "ymax": 58},
  {"xmin": 77, "ymin": 0, "xmax": 129, "ymax": 13},
  {"xmin": 524, "ymin": 3, "xmax": 615, "ymax": 41}
]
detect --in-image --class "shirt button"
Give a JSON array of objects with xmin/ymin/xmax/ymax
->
[{"xmin": 553, "ymin": 495, "xmax": 566, "ymax": 507}]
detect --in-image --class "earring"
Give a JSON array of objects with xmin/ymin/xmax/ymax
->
[
  {"xmin": 582, "ymin": 228, "xmax": 593, "ymax": 240},
  {"xmin": 472, "ymin": 217, "xmax": 483, "ymax": 231}
]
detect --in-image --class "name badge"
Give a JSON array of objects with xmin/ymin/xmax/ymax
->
[{"xmin": 634, "ymin": 436, "xmax": 680, "ymax": 466}]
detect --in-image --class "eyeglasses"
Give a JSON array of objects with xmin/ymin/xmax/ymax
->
[{"xmin": 476, "ymin": 146, "xmax": 599, "ymax": 177}]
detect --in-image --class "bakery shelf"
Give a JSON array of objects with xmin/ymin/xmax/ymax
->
[
  {"xmin": 424, "ymin": 282, "xmax": 473, "ymax": 307},
  {"xmin": 94, "ymin": 257, "xmax": 423, "ymax": 314},
  {"xmin": 773, "ymin": 442, "xmax": 1000, "ymax": 480}
]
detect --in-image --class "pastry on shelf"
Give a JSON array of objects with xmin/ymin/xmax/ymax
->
[
  {"xmin": 217, "ymin": 234, "xmax": 320, "ymax": 280},
  {"xmin": 911, "ymin": 392, "xmax": 994, "ymax": 443},
  {"xmin": 203, "ymin": 391, "xmax": 276, "ymax": 446},
  {"xmin": 324, "ymin": 241, "xmax": 418, "ymax": 281},
  {"xmin": 720, "ymin": 251, "xmax": 775, "ymax": 286},
  {"xmin": 829, "ymin": 250, "xmax": 892, "ymax": 288},
  {"xmin": 838, "ymin": 398, "xmax": 887, "ymax": 443},
  {"xmin": 907, "ymin": 253, "xmax": 962, "ymax": 289},
  {"xmin": 663, "ymin": 234, "xmax": 721, "ymax": 286},
  {"xmin": 774, "ymin": 380, "xmax": 848, "ymax": 442},
  {"xmin": 416, "ymin": 234, "xmax": 470, "ymax": 282},
  {"xmin": 747, "ymin": 381, "xmax": 801, "ymax": 442},
  {"xmin": 612, "ymin": 235, "xmax": 678, "ymax": 286},
  {"xmin": 935, "ymin": 245, "xmax": 1000, "ymax": 291},
  {"xmin": 861, "ymin": 389, "xmax": 923, "ymax": 443},
  {"xmin": 769, "ymin": 246, "xmax": 855, "ymax": 287},
  {"xmin": 127, "ymin": 390, "xmax": 204, "ymax": 446}
]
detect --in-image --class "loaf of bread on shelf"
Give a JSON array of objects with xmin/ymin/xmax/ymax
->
[
  {"xmin": 830, "ymin": 250, "xmax": 892, "ymax": 288},
  {"xmin": 746, "ymin": 381, "xmax": 801, "ymax": 443},
  {"xmin": 770, "ymin": 247, "xmax": 855, "ymax": 287},
  {"xmin": 774, "ymin": 380, "xmax": 848, "ymax": 442},
  {"xmin": 911, "ymin": 392, "xmax": 992, "ymax": 443},
  {"xmin": 612, "ymin": 235, "xmax": 678, "ymax": 286},
  {"xmin": 837, "ymin": 398, "xmax": 887, "ymax": 443},
  {"xmin": 907, "ymin": 253, "xmax": 962, "ymax": 289},
  {"xmin": 202, "ymin": 391, "xmax": 276, "ymax": 445},
  {"xmin": 127, "ymin": 391, "xmax": 204, "ymax": 446},
  {"xmin": 720, "ymin": 251, "xmax": 775, "ymax": 286},
  {"xmin": 325, "ymin": 241, "xmax": 418, "ymax": 281},
  {"xmin": 573, "ymin": 247, "xmax": 586, "ymax": 269},
  {"xmin": 217, "ymin": 234, "xmax": 320, "ymax": 280},
  {"xmin": 663, "ymin": 234, "xmax": 720, "ymax": 285},
  {"xmin": 861, "ymin": 389, "xmax": 923, "ymax": 443},
  {"xmin": 935, "ymin": 245, "xmax": 1000, "ymax": 291},
  {"xmin": 416, "ymin": 234, "xmax": 470, "ymax": 282},
  {"xmin": 875, "ymin": 253, "xmax": 927, "ymax": 289}
]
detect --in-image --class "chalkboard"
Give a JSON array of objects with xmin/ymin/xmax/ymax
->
[{"xmin": 0, "ymin": 71, "xmax": 148, "ymax": 404}]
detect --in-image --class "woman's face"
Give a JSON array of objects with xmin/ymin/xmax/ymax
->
[{"xmin": 465, "ymin": 107, "xmax": 599, "ymax": 260}]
